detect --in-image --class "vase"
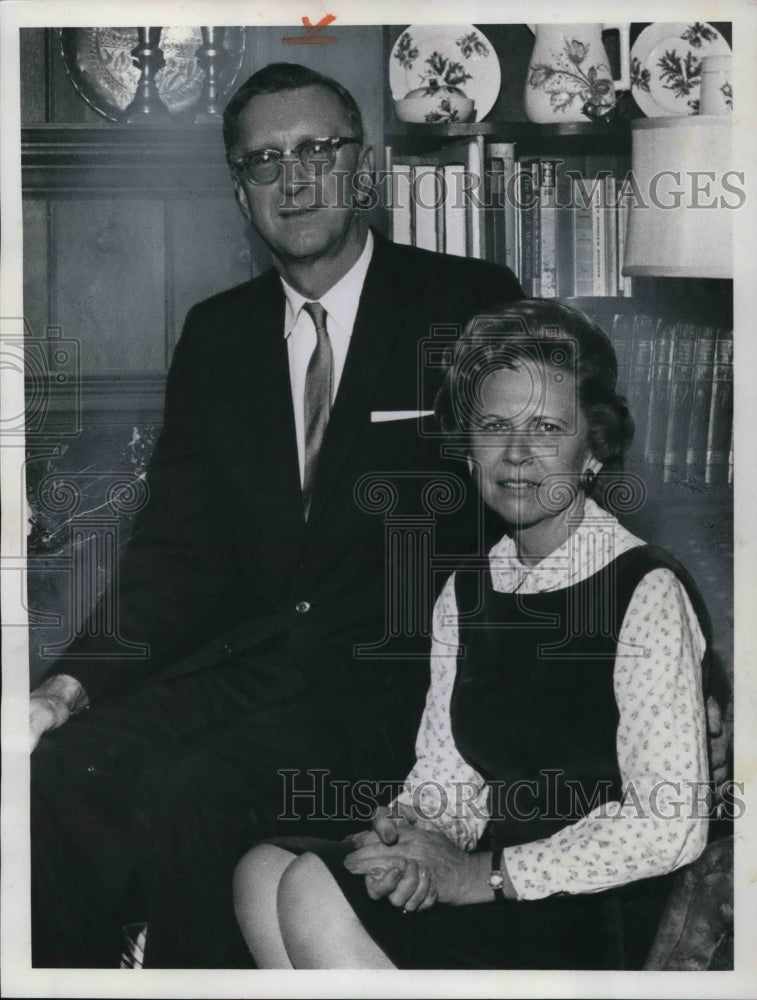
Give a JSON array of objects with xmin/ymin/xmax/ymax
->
[{"xmin": 524, "ymin": 23, "xmax": 630, "ymax": 123}]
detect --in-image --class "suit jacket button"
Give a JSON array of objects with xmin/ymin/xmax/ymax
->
[
  {"xmin": 222, "ymin": 641, "xmax": 234, "ymax": 654},
  {"xmin": 295, "ymin": 601, "xmax": 311, "ymax": 614}
]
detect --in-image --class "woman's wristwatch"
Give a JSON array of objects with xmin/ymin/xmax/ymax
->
[{"xmin": 487, "ymin": 848, "xmax": 506, "ymax": 902}]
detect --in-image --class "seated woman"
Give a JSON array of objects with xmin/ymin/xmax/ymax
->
[{"xmin": 233, "ymin": 300, "xmax": 711, "ymax": 970}]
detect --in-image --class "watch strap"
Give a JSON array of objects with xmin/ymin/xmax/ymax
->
[{"xmin": 489, "ymin": 848, "xmax": 506, "ymax": 902}]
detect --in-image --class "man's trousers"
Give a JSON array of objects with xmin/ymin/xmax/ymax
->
[{"xmin": 31, "ymin": 652, "xmax": 418, "ymax": 968}]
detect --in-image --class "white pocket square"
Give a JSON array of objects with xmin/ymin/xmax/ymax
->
[{"xmin": 371, "ymin": 410, "xmax": 435, "ymax": 423}]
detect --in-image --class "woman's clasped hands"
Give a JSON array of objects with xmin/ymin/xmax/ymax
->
[{"xmin": 343, "ymin": 804, "xmax": 483, "ymax": 912}]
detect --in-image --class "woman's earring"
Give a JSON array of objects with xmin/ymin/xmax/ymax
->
[
  {"xmin": 582, "ymin": 468, "xmax": 597, "ymax": 492},
  {"xmin": 467, "ymin": 456, "xmax": 475, "ymax": 476}
]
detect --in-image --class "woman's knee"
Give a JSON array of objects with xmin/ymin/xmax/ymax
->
[
  {"xmin": 233, "ymin": 843, "xmax": 290, "ymax": 907},
  {"xmin": 279, "ymin": 853, "xmax": 325, "ymax": 912},
  {"xmin": 234, "ymin": 844, "xmax": 297, "ymax": 966},
  {"xmin": 277, "ymin": 852, "xmax": 394, "ymax": 968},
  {"xmin": 277, "ymin": 853, "xmax": 337, "ymax": 941}
]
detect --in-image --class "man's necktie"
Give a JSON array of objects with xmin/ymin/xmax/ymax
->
[{"xmin": 302, "ymin": 301, "xmax": 333, "ymax": 518}]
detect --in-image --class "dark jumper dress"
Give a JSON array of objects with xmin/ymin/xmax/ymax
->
[{"xmin": 266, "ymin": 545, "xmax": 710, "ymax": 970}]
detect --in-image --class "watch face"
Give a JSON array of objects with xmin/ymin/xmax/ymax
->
[{"xmin": 489, "ymin": 872, "xmax": 505, "ymax": 890}]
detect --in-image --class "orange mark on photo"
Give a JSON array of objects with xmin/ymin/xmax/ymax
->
[{"xmin": 282, "ymin": 14, "xmax": 337, "ymax": 45}]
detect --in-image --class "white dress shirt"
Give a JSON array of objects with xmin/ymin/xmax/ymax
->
[
  {"xmin": 280, "ymin": 230, "xmax": 374, "ymax": 484},
  {"xmin": 395, "ymin": 498, "xmax": 709, "ymax": 900}
]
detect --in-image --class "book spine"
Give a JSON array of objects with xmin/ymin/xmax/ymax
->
[
  {"xmin": 486, "ymin": 142, "xmax": 517, "ymax": 271},
  {"xmin": 501, "ymin": 145, "xmax": 517, "ymax": 274},
  {"xmin": 644, "ymin": 322, "xmax": 676, "ymax": 479},
  {"xmin": 518, "ymin": 165, "xmax": 536, "ymax": 296},
  {"xmin": 604, "ymin": 174, "xmax": 617, "ymax": 297},
  {"xmin": 531, "ymin": 160, "xmax": 541, "ymax": 296},
  {"xmin": 663, "ymin": 322, "xmax": 697, "ymax": 484},
  {"xmin": 705, "ymin": 329, "xmax": 734, "ymax": 485},
  {"xmin": 625, "ymin": 314, "xmax": 655, "ymax": 474},
  {"xmin": 389, "ymin": 162, "xmax": 412, "ymax": 246},
  {"xmin": 512, "ymin": 163, "xmax": 523, "ymax": 281},
  {"xmin": 685, "ymin": 325, "xmax": 718, "ymax": 485},
  {"xmin": 412, "ymin": 164, "xmax": 439, "ymax": 252},
  {"xmin": 482, "ymin": 148, "xmax": 498, "ymax": 263},
  {"xmin": 610, "ymin": 312, "xmax": 634, "ymax": 398},
  {"xmin": 556, "ymin": 157, "xmax": 580, "ymax": 298},
  {"xmin": 441, "ymin": 164, "xmax": 467, "ymax": 258},
  {"xmin": 539, "ymin": 159, "xmax": 558, "ymax": 298},
  {"xmin": 572, "ymin": 176, "xmax": 593, "ymax": 297},
  {"xmin": 466, "ymin": 137, "xmax": 485, "ymax": 260},
  {"xmin": 617, "ymin": 180, "xmax": 633, "ymax": 297},
  {"xmin": 591, "ymin": 178, "xmax": 606, "ymax": 297},
  {"xmin": 484, "ymin": 144, "xmax": 505, "ymax": 265}
]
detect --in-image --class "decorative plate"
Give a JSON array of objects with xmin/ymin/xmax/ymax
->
[
  {"xmin": 59, "ymin": 27, "xmax": 246, "ymax": 121},
  {"xmin": 630, "ymin": 22, "xmax": 730, "ymax": 117},
  {"xmin": 389, "ymin": 25, "xmax": 501, "ymax": 122}
]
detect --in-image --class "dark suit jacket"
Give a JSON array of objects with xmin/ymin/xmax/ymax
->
[{"xmin": 50, "ymin": 232, "xmax": 523, "ymax": 711}]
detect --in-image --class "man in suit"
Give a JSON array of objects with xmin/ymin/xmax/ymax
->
[{"xmin": 29, "ymin": 63, "xmax": 523, "ymax": 968}]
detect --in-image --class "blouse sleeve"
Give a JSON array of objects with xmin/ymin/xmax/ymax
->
[
  {"xmin": 392, "ymin": 574, "xmax": 490, "ymax": 851},
  {"xmin": 503, "ymin": 568, "xmax": 710, "ymax": 899}
]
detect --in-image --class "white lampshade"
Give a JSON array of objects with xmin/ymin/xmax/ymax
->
[{"xmin": 623, "ymin": 116, "xmax": 733, "ymax": 279}]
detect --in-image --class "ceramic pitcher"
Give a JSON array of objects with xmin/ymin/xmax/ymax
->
[
  {"xmin": 699, "ymin": 55, "xmax": 733, "ymax": 115},
  {"xmin": 525, "ymin": 23, "xmax": 630, "ymax": 123}
]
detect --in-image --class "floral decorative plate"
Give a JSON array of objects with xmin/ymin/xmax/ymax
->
[
  {"xmin": 389, "ymin": 25, "xmax": 501, "ymax": 122},
  {"xmin": 59, "ymin": 27, "xmax": 246, "ymax": 121},
  {"xmin": 630, "ymin": 22, "xmax": 730, "ymax": 116}
]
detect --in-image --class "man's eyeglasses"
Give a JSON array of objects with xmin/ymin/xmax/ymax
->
[{"xmin": 232, "ymin": 136, "xmax": 362, "ymax": 186}]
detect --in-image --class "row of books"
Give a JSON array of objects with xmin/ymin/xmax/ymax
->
[
  {"xmin": 385, "ymin": 139, "xmax": 633, "ymax": 299},
  {"xmin": 609, "ymin": 314, "xmax": 733, "ymax": 486},
  {"xmin": 385, "ymin": 139, "xmax": 486, "ymax": 263}
]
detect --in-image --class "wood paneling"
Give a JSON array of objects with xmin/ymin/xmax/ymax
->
[
  {"xmin": 169, "ymin": 196, "xmax": 261, "ymax": 351},
  {"xmin": 51, "ymin": 199, "xmax": 167, "ymax": 373},
  {"xmin": 22, "ymin": 199, "xmax": 49, "ymax": 339},
  {"xmin": 21, "ymin": 125, "xmax": 232, "ymax": 195},
  {"xmin": 19, "ymin": 28, "xmax": 48, "ymax": 124}
]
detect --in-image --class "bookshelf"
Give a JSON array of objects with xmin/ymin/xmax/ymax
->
[
  {"xmin": 386, "ymin": 120, "xmax": 631, "ymax": 153},
  {"xmin": 383, "ymin": 117, "xmax": 733, "ymax": 487}
]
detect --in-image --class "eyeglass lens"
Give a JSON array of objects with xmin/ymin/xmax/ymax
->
[{"xmin": 238, "ymin": 139, "xmax": 355, "ymax": 185}]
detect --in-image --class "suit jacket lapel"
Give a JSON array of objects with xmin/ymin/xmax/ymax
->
[
  {"xmin": 306, "ymin": 234, "xmax": 413, "ymax": 526},
  {"xmin": 238, "ymin": 275, "xmax": 305, "ymax": 534}
]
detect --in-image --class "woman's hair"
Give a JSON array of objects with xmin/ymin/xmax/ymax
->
[{"xmin": 435, "ymin": 299, "xmax": 635, "ymax": 473}]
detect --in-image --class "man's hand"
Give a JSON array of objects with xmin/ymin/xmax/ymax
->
[{"xmin": 29, "ymin": 674, "xmax": 88, "ymax": 752}]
